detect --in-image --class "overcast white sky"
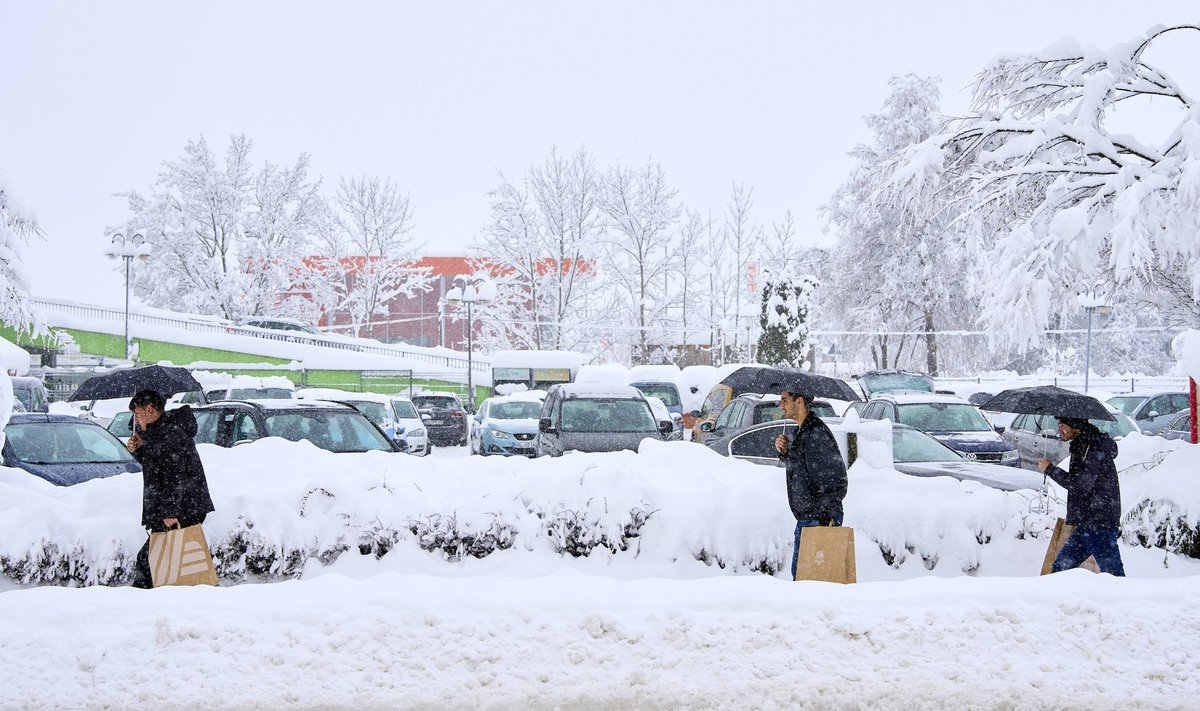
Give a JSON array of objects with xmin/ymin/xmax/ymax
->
[{"xmin": 2, "ymin": 2, "xmax": 1197, "ymax": 309}]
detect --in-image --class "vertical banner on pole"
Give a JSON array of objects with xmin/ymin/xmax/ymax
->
[{"xmin": 1190, "ymin": 377, "xmax": 1197, "ymax": 445}]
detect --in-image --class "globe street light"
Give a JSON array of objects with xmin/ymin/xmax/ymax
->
[
  {"xmin": 1077, "ymin": 286, "xmax": 1110, "ymax": 394},
  {"xmin": 104, "ymin": 232, "xmax": 151, "ymax": 360},
  {"xmin": 444, "ymin": 275, "xmax": 494, "ymax": 412}
]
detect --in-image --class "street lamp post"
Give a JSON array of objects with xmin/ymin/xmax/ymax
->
[
  {"xmin": 104, "ymin": 233, "xmax": 152, "ymax": 361},
  {"xmin": 444, "ymin": 275, "xmax": 494, "ymax": 412},
  {"xmin": 1077, "ymin": 288, "xmax": 1110, "ymax": 394}
]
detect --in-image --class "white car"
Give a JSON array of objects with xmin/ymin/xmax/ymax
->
[{"xmin": 295, "ymin": 388, "xmax": 428, "ymax": 456}]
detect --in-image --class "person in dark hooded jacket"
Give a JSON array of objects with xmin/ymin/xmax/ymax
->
[
  {"xmin": 1038, "ymin": 416, "xmax": 1124, "ymax": 576},
  {"xmin": 774, "ymin": 386, "xmax": 848, "ymax": 579},
  {"xmin": 126, "ymin": 389, "xmax": 215, "ymax": 588}
]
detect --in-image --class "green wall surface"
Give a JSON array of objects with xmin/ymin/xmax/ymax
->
[{"xmin": 4, "ymin": 322, "xmax": 488, "ymax": 404}]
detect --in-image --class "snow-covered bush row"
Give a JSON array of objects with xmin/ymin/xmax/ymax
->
[
  {"xmin": 1118, "ymin": 443, "xmax": 1200, "ymax": 560},
  {"xmin": 0, "ymin": 435, "xmax": 1166, "ymax": 588}
]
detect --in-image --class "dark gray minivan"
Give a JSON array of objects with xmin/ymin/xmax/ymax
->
[{"xmin": 536, "ymin": 383, "xmax": 675, "ymax": 457}]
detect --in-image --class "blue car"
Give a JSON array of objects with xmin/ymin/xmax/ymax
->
[
  {"xmin": 470, "ymin": 395, "xmax": 544, "ymax": 457},
  {"xmin": 2, "ymin": 413, "xmax": 141, "ymax": 485}
]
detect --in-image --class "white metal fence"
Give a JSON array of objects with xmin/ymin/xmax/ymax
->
[{"xmin": 34, "ymin": 297, "xmax": 489, "ymax": 373}]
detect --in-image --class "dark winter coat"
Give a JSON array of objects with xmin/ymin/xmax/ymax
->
[
  {"xmin": 779, "ymin": 413, "xmax": 848, "ymax": 523},
  {"xmin": 132, "ymin": 406, "xmax": 215, "ymax": 529},
  {"xmin": 1044, "ymin": 427, "xmax": 1120, "ymax": 528}
]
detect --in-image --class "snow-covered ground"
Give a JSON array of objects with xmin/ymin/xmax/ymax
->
[{"xmin": 2, "ymin": 428, "xmax": 1198, "ymax": 708}]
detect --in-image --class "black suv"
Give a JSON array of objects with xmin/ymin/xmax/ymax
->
[
  {"xmin": 191, "ymin": 400, "xmax": 403, "ymax": 454},
  {"xmin": 697, "ymin": 393, "xmax": 834, "ymax": 444},
  {"xmin": 411, "ymin": 393, "xmax": 469, "ymax": 446}
]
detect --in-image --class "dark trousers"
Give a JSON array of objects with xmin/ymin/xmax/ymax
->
[
  {"xmin": 1052, "ymin": 525, "xmax": 1126, "ymax": 577},
  {"xmin": 791, "ymin": 514, "xmax": 845, "ymax": 579},
  {"xmin": 131, "ymin": 514, "xmax": 207, "ymax": 588}
]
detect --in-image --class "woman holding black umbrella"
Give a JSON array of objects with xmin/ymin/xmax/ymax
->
[
  {"xmin": 1038, "ymin": 417, "xmax": 1125, "ymax": 576},
  {"xmin": 126, "ymin": 389, "xmax": 215, "ymax": 588}
]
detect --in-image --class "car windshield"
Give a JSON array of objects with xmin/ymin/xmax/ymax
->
[
  {"xmin": 262, "ymin": 410, "xmax": 394, "ymax": 453},
  {"xmin": 193, "ymin": 410, "xmax": 222, "ymax": 444},
  {"xmin": 392, "ymin": 400, "xmax": 419, "ymax": 419},
  {"xmin": 347, "ymin": 402, "xmax": 388, "ymax": 427},
  {"xmin": 1094, "ymin": 415, "xmax": 1135, "ymax": 438},
  {"xmin": 561, "ymin": 398, "xmax": 656, "ymax": 433},
  {"xmin": 753, "ymin": 404, "xmax": 784, "ymax": 424},
  {"xmin": 413, "ymin": 396, "xmax": 460, "ymax": 410},
  {"xmin": 108, "ymin": 411, "xmax": 134, "ymax": 437},
  {"xmin": 491, "ymin": 401, "xmax": 543, "ymax": 419},
  {"xmin": 811, "ymin": 402, "xmax": 835, "ymax": 417},
  {"xmin": 1105, "ymin": 396, "xmax": 1143, "ymax": 416},
  {"xmin": 862, "ymin": 372, "xmax": 933, "ymax": 394},
  {"xmin": 896, "ymin": 403, "xmax": 992, "ymax": 432},
  {"xmin": 229, "ymin": 387, "xmax": 294, "ymax": 400},
  {"xmin": 6, "ymin": 422, "xmax": 134, "ymax": 464},
  {"xmin": 892, "ymin": 427, "xmax": 962, "ymax": 463},
  {"xmin": 12, "ymin": 388, "xmax": 35, "ymax": 411},
  {"xmin": 631, "ymin": 384, "xmax": 680, "ymax": 407}
]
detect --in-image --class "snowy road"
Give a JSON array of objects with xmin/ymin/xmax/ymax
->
[{"xmin": 2, "ymin": 571, "xmax": 1198, "ymax": 710}]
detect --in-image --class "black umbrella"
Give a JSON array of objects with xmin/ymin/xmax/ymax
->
[
  {"xmin": 69, "ymin": 365, "xmax": 202, "ymax": 402},
  {"xmin": 978, "ymin": 385, "xmax": 1115, "ymax": 421},
  {"xmin": 720, "ymin": 366, "xmax": 859, "ymax": 402}
]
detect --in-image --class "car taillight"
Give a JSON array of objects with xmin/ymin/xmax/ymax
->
[{"xmin": 450, "ymin": 411, "xmax": 465, "ymax": 418}]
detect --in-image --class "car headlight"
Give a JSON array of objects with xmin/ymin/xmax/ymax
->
[
  {"xmin": 409, "ymin": 427, "xmax": 426, "ymax": 438},
  {"xmin": 1001, "ymin": 449, "xmax": 1020, "ymax": 463},
  {"xmin": 487, "ymin": 427, "xmax": 515, "ymax": 441}
]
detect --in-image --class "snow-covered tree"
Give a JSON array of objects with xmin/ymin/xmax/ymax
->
[
  {"xmin": 473, "ymin": 147, "xmax": 603, "ymax": 352},
  {"xmin": 316, "ymin": 175, "xmax": 430, "ymax": 336},
  {"xmin": 598, "ymin": 159, "xmax": 680, "ymax": 363},
  {"xmin": 120, "ymin": 135, "xmax": 323, "ymax": 321},
  {"xmin": 825, "ymin": 74, "xmax": 971, "ymax": 375},
  {"xmin": 907, "ymin": 26, "xmax": 1200, "ymax": 348},
  {"xmin": 0, "ymin": 171, "xmax": 39, "ymax": 334},
  {"xmin": 757, "ymin": 271, "xmax": 818, "ymax": 367},
  {"xmin": 0, "ymin": 170, "xmax": 42, "ymax": 432}
]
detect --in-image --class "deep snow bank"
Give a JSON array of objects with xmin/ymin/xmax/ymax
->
[
  {"xmin": 1, "ymin": 572, "xmax": 1198, "ymax": 710},
  {"xmin": 4, "ymin": 430, "xmax": 1194, "ymax": 588}
]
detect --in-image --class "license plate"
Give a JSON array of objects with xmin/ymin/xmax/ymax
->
[
  {"xmin": 515, "ymin": 443, "xmax": 533, "ymax": 450},
  {"xmin": 426, "ymin": 419, "xmax": 443, "ymax": 425}
]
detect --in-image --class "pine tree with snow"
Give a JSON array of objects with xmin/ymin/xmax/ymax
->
[{"xmin": 756, "ymin": 272, "xmax": 817, "ymax": 367}]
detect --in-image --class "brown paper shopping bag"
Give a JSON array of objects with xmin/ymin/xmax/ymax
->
[
  {"xmin": 1039, "ymin": 518, "xmax": 1100, "ymax": 575},
  {"xmin": 149, "ymin": 524, "xmax": 219, "ymax": 587},
  {"xmin": 794, "ymin": 525, "xmax": 856, "ymax": 584}
]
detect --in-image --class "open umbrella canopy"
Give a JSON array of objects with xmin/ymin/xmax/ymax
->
[
  {"xmin": 719, "ymin": 366, "xmax": 859, "ymax": 402},
  {"xmin": 978, "ymin": 385, "xmax": 1116, "ymax": 421},
  {"xmin": 69, "ymin": 365, "xmax": 202, "ymax": 402}
]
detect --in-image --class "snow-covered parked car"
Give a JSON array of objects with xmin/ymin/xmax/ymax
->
[
  {"xmin": 191, "ymin": 400, "xmax": 405, "ymax": 454},
  {"xmin": 536, "ymin": 383, "xmax": 676, "ymax": 457},
  {"xmin": 858, "ymin": 392, "xmax": 1020, "ymax": 467},
  {"xmin": 295, "ymin": 388, "xmax": 426, "ymax": 455},
  {"xmin": 2, "ymin": 413, "xmax": 141, "ymax": 486},
  {"xmin": 470, "ymin": 393, "xmax": 544, "ymax": 456}
]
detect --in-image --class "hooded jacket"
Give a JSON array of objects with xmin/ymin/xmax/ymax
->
[
  {"xmin": 1044, "ymin": 426, "xmax": 1121, "ymax": 528},
  {"xmin": 780, "ymin": 413, "xmax": 848, "ymax": 522},
  {"xmin": 131, "ymin": 406, "xmax": 215, "ymax": 529}
]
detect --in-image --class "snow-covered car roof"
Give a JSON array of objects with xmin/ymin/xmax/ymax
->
[
  {"xmin": 199, "ymin": 399, "xmax": 352, "ymax": 412},
  {"xmin": 554, "ymin": 383, "xmax": 646, "ymax": 399},
  {"xmin": 871, "ymin": 392, "xmax": 971, "ymax": 406},
  {"xmin": 296, "ymin": 388, "xmax": 394, "ymax": 405},
  {"xmin": 486, "ymin": 391, "xmax": 547, "ymax": 405}
]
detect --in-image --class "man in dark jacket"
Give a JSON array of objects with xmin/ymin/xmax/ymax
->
[
  {"xmin": 774, "ymin": 386, "xmax": 848, "ymax": 579},
  {"xmin": 126, "ymin": 389, "xmax": 215, "ymax": 588},
  {"xmin": 1038, "ymin": 417, "xmax": 1124, "ymax": 576}
]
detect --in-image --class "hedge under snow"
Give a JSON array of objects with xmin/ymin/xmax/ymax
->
[{"xmin": 0, "ymin": 428, "xmax": 1194, "ymax": 587}]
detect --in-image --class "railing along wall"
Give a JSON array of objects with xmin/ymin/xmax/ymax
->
[{"xmin": 33, "ymin": 297, "xmax": 490, "ymax": 373}]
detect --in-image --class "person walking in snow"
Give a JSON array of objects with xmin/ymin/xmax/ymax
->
[
  {"xmin": 774, "ymin": 383, "xmax": 848, "ymax": 579},
  {"xmin": 126, "ymin": 389, "xmax": 215, "ymax": 588},
  {"xmin": 1038, "ymin": 417, "xmax": 1125, "ymax": 576}
]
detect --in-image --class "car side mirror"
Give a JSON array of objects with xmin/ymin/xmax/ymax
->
[
  {"xmin": 689, "ymin": 410, "xmax": 701, "ymax": 418},
  {"xmin": 1039, "ymin": 429, "xmax": 1060, "ymax": 440},
  {"xmin": 994, "ymin": 425, "xmax": 1006, "ymax": 434},
  {"xmin": 658, "ymin": 420, "xmax": 674, "ymax": 435},
  {"xmin": 1148, "ymin": 411, "xmax": 1159, "ymax": 418},
  {"xmin": 539, "ymin": 417, "xmax": 556, "ymax": 434},
  {"xmin": 699, "ymin": 422, "xmax": 714, "ymax": 432}
]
